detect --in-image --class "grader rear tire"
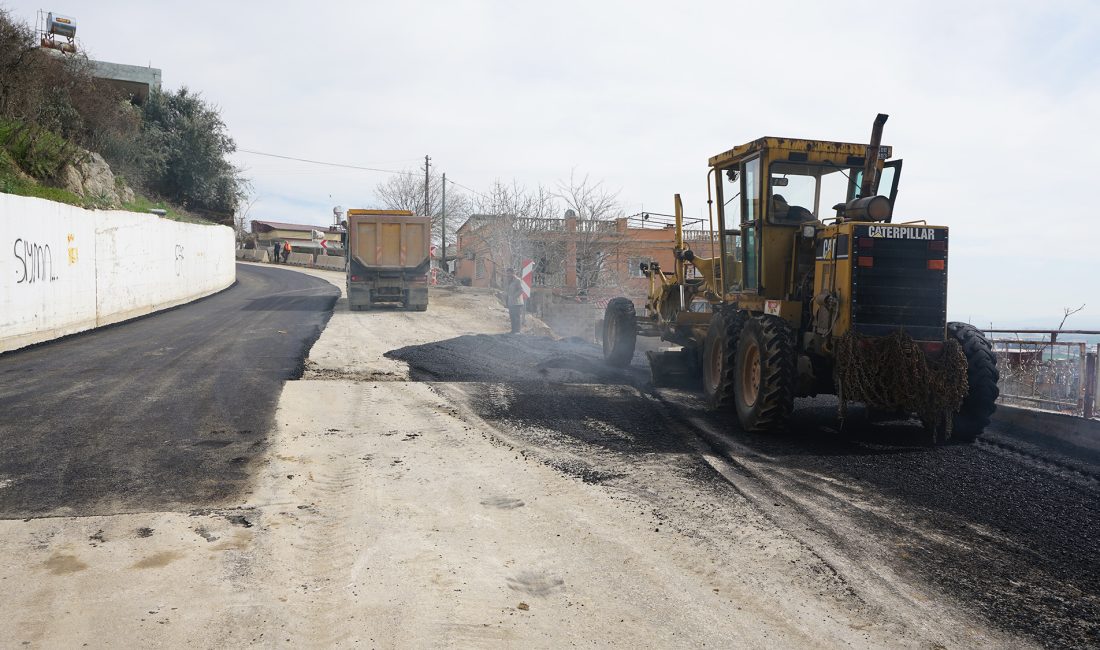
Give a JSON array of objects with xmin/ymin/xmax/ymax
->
[
  {"xmin": 948, "ymin": 321, "xmax": 999, "ymax": 442},
  {"xmin": 602, "ymin": 298, "xmax": 637, "ymax": 367},
  {"xmin": 732, "ymin": 316, "xmax": 796, "ymax": 432},
  {"xmin": 703, "ymin": 308, "xmax": 745, "ymax": 410}
]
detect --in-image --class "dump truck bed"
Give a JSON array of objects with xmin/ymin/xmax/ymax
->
[
  {"xmin": 348, "ymin": 210, "xmax": 431, "ymax": 269},
  {"xmin": 345, "ymin": 210, "xmax": 431, "ymax": 311}
]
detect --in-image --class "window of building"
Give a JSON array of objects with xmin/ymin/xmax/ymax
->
[{"xmin": 628, "ymin": 256, "xmax": 649, "ymax": 278}]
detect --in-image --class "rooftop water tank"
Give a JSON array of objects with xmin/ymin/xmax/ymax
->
[{"xmin": 47, "ymin": 13, "xmax": 77, "ymax": 40}]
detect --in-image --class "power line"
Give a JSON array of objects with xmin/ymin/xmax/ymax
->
[
  {"xmin": 238, "ymin": 147, "xmax": 492, "ymax": 202},
  {"xmin": 236, "ymin": 149, "xmax": 421, "ymax": 176},
  {"xmin": 444, "ymin": 177, "xmax": 489, "ymax": 200}
]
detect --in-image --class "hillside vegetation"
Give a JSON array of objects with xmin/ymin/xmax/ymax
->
[{"xmin": 0, "ymin": 9, "xmax": 245, "ymax": 224}]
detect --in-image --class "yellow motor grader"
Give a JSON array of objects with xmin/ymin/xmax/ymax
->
[{"xmin": 602, "ymin": 114, "xmax": 999, "ymax": 442}]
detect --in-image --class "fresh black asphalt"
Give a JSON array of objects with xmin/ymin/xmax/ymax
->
[{"xmin": 0, "ymin": 263, "xmax": 338, "ymax": 518}]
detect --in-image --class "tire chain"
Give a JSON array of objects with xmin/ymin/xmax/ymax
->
[{"xmin": 835, "ymin": 329, "xmax": 969, "ymax": 426}]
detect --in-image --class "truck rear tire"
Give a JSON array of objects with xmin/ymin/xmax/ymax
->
[
  {"xmin": 602, "ymin": 298, "xmax": 637, "ymax": 367},
  {"xmin": 732, "ymin": 315, "xmax": 795, "ymax": 432},
  {"xmin": 703, "ymin": 308, "xmax": 744, "ymax": 410},
  {"xmin": 948, "ymin": 322, "xmax": 999, "ymax": 442}
]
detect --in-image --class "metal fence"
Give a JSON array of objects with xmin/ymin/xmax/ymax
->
[{"xmin": 983, "ymin": 329, "xmax": 1100, "ymax": 419}]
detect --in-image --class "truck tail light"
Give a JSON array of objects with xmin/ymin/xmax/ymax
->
[
  {"xmin": 928, "ymin": 240, "xmax": 946, "ymax": 251},
  {"xmin": 858, "ymin": 256, "xmax": 874, "ymax": 268},
  {"xmin": 920, "ymin": 342, "xmax": 944, "ymax": 355},
  {"xmin": 927, "ymin": 260, "xmax": 945, "ymax": 271},
  {"xmin": 858, "ymin": 237, "xmax": 874, "ymax": 248},
  {"xmin": 351, "ymin": 275, "xmax": 360, "ymax": 281}
]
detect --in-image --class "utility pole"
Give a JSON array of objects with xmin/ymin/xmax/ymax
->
[
  {"xmin": 441, "ymin": 172, "xmax": 447, "ymax": 273},
  {"xmin": 423, "ymin": 155, "xmax": 431, "ymax": 217}
]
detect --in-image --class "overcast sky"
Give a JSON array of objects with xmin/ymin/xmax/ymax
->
[{"xmin": 6, "ymin": 1, "xmax": 1099, "ymax": 326}]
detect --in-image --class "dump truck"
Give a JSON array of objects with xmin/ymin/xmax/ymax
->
[
  {"xmin": 602, "ymin": 114, "xmax": 999, "ymax": 443},
  {"xmin": 345, "ymin": 209, "xmax": 431, "ymax": 311}
]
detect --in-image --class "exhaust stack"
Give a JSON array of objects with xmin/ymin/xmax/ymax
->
[{"xmin": 860, "ymin": 113, "xmax": 889, "ymax": 198}]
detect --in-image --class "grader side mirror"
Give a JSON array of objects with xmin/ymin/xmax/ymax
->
[{"xmin": 725, "ymin": 169, "xmax": 739, "ymax": 183}]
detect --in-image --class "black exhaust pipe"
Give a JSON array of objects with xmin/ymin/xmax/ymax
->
[{"xmin": 860, "ymin": 113, "xmax": 889, "ymax": 198}]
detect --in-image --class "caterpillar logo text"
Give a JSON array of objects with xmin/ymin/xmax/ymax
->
[{"xmin": 868, "ymin": 226, "xmax": 937, "ymax": 240}]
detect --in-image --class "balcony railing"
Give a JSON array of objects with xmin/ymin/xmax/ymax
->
[{"xmin": 983, "ymin": 329, "xmax": 1100, "ymax": 419}]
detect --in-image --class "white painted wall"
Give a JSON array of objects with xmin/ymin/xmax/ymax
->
[{"xmin": 1, "ymin": 194, "xmax": 235, "ymax": 353}]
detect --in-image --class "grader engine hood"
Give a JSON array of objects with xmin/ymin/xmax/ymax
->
[{"xmin": 814, "ymin": 222, "xmax": 949, "ymax": 342}]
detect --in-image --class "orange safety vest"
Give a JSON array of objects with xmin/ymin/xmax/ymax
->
[{"xmin": 283, "ymin": 241, "xmax": 291, "ymax": 252}]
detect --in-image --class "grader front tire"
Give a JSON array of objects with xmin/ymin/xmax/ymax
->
[{"xmin": 602, "ymin": 298, "xmax": 637, "ymax": 368}]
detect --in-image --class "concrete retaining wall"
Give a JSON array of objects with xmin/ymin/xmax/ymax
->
[
  {"xmin": 314, "ymin": 255, "xmax": 344, "ymax": 270},
  {"xmin": 236, "ymin": 249, "xmax": 270, "ymax": 263},
  {"xmin": 991, "ymin": 404, "xmax": 1100, "ymax": 453},
  {"xmin": 286, "ymin": 252, "xmax": 314, "ymax": 266},
  {"xmin": 1, "ymin": 193, "xmax": 235, "ymax": 353}
]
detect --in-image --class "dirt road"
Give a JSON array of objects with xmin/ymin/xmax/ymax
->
[{"xmin": 4, "ymin": 264, "xmax": 1090, "ymax": 647}]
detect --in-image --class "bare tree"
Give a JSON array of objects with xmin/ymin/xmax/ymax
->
[
  {"xmin": 459, "ymin": 179, "xmax": 563, "ymax": 286},
  {"xmin": 556, "ymin": 170, "xmax": 624, "ymax": 293},
  {"xmin": 233, "ymin": 193, "xmax": 258, "ymax": 249},
  {"xmin": 374, "ymin": 170, "xmax": 471, "ymax": 249},
  {"xmin": 1058, "ymin": 303, "xmax": 1086, "ymax": 331}
]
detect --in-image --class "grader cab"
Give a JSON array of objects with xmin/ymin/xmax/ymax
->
[{"xmin": 602, "ymin": 114, "xmax": 999, "ymax": 442}]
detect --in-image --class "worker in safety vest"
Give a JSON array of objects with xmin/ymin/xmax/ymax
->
[{"xmin": 505, "ymin": 269, "xmax": 525, "ymax": 334}]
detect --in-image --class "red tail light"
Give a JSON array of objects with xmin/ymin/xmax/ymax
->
[
  {"xmin": 351, "ymin": 275, "xmax": 360, "ymax": 281},
  {"xmin": 858, "ymin": 237, "xmax": 874, "ymax": 248},
  {"xmin": 858, "ymin": 256, "xmax": 874, "ymax": 268},
  {"xmin": 927, "ymin": 259, "xmax": 945, "ymax": 271},
  {"xmin": 929, "ymin": 240, "xmax": 946, "ymax": 251}
]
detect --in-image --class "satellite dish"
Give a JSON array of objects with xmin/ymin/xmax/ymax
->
[{"xmin": 333, "ymin": 205, "xmax": 344, "ymax": 216}]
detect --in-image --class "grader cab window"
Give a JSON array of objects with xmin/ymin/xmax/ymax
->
[
  {"xmin": 820, "ymin": 165, "xmax": 859, "ymax": 214},
  {"xmin": 768, "ymin": 163, "xmax": 817, "ymax": 224},
  {"xmin": 742, "ymin": 227, "xmax": 758, "ymax": 290},
  {"xmin": 722, "ymin": 231, "xmax": 741, "ymax": 291},
  {"xmin": 768, "ymin": 161, "xmax": 899, "ymax": 222},
  {"xmin": 850, "ymin": 159, "xmax": 902, "ymax": 203},
  {"xmin": 742, "ymin": 157, "xmax": 761, "ymax": 224}
]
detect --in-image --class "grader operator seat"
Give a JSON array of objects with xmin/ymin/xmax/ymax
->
[{"xmin": 771, "ymin": 194, "xmax": 817, "ymax": 225}]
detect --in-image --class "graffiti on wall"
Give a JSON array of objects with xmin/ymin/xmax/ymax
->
[
  {"xmin": 13, "ymin": 238, "xmax": 58, "ymax": 284},
  {"xmin": 174, "ymin": 244, "xmax": 185, "ymax": 276},
  {"xmin": 67, "ymin": 233, "xmax": 78, "ymax": 265}
]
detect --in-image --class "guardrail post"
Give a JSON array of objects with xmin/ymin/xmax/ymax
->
[{"xmin": 1086, "ymin": 351, "xmax": 1098, "ymax": 420}]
